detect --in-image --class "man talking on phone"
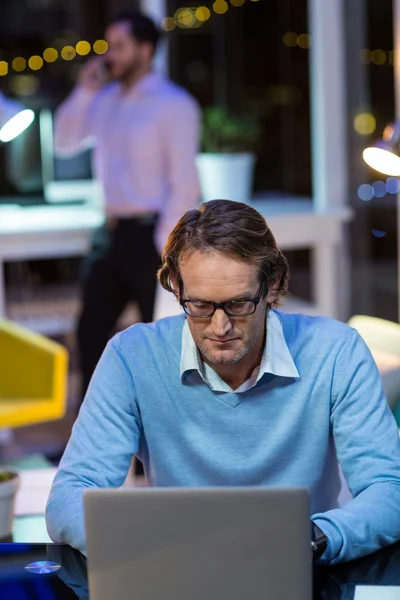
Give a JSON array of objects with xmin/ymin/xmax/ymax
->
[{"xmin": 54, "ymin": 11, "xmax": 201, "ymax": 403}]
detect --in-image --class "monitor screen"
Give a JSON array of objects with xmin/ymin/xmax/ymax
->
[{"xmin": 39, "ymin": 109, "xmax": 100, "ymax": 205}]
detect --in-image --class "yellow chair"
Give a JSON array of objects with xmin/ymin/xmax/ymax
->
[
  {"xmin": 348, "ymin": 315, "xmax": 400, "ymax": 426},
  {"xmin": 0, "ymin": 320, "xmax": 68, "ymax": 428}
]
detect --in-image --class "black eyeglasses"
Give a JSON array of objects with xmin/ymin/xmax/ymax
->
[{"xmin": 180, "ymin": 281, "xmax": 266, "ymax": 318}]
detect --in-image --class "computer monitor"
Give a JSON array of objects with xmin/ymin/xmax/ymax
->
[{"xmin": 39, "ymin": 109, "xmax": 101, "ymax": 205}]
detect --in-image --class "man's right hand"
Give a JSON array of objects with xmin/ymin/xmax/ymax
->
[{"xmin": 78, "ymin": 57, "xmax": 109, "ymax": 92}]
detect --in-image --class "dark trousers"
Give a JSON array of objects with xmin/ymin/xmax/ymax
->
[{"xmin": 77, "ymin": 215, "xmax": 160, "ymax": 402}]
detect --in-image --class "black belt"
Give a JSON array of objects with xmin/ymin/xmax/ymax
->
[{"xmin": 106, "ymin": 214, "xmax": 158, "ymax": 230}]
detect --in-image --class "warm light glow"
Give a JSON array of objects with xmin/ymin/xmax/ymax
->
[
  {"xmin": 195, "ymin": 6, "xmax": 211, "ymax": 21},
  {"xmin": 354, "ymin": 113, "xmax": 376, "ymax": 136},
  {"xmin": 61, "ymin": 46, "xmax": 76, "ymax": 61},
  {"xmin": 0, "ymin": 62, "xmax": 8, "ymax": 76},
  {"xmin": 176, "ymin": 8, "xmax": 195, "ymax": 27},
  {"xmin": 283, "ymin": 32, "xmax": 298, "ymax": 47},
  {"xmin": 230, "ymin": 0, "xmax": 245, "ymax": 6},
  {"xmin": 0, "ymin": 109, "xmax": 35, "ymax": 143},
  {"xmin": 76, "ymin": 41, "xmax": 91, "ymax": 56},
  {"xmin": 297, "ymin": 34, "xmax": 311, "ymax": 49},
  {"xmin": 371, "ymin": 49, "xmax": 386, "ymax": 65},
  {"xmin": 28, "ymin": 55, "xmax": 44, "ymax": 71},
  {"xmin": 213, "ymin": 0, "xmax": 229, "ymax": 14},
  {"xmin": 93, "ymin": 40, "xmax": 108, "ymax": 55},
  {"xmin": 43, "ymin": 48, "xmax": 58, "ymax": 63},
  {"xmin": 161, "ymin": 17, "xmax": 176, "ymax": 31},
  {"xmin": 363, "ymin": 147, "xmax": 400, "ymax": 176},
  {"xmin": 359, "ymin": 49, "xmax": 371, "ymax": 64},
  {"xmin": 10, "ymin": 75, "xmax": 39, "ymax": 97},
  {"xmin": 12, "ymin": 57, "xmax": 27, "ymax": 72}
]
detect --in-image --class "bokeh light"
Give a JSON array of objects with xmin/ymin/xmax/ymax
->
[
  {"xmin": 213, "ymin": 0, "xmax": 229, "ymax": 14},
  {"xmin": 43, "ymin": 48, "xmax": 58, "ymax": 63},
  {"xmin": 12, "ymin": 57, "xmax": 27, "ymax": 72},
  {"xmin": 230, "ymin": 0, "xmax": 245, "ymax": 6},
  {"xmin": 359, "ymin": 49, "xmax": 371, "ymax": 64},
  {"xmin": 372, "ymin": 180, "xmax": 386, "ymax": 198},
  {"xmin": 386, "ymin": 177, "xmax": 400, "ymax": 194},
  {"xmin": 358, "ymin": 184, "xmax": 374, "ymax": 201},
  {"xmin": 297, "ymin": 34, "xmax": 311, "ymax": 49},
  {"xmin": 9, "ymin": 75, "xmax": 39, "ymax": 97},
  {"xmin": 353, "ymin": 113, "xmax": 376, "ymax": 136},
  {"xmin": 176, "ymin": 8, "xmax": 195, "ymax": 27},
  {"xmin": 161, "ymin": 17, "xmax": 176, "ymax": 31},
  {"xmin": 93, "ymin": 40, "xmax": 108, "ymax": 55},
  {"xmin": 283, "ymin": 32, "xmax": 298, "ymax": 47},
  {"xmin": 76, "ymin": 41, "xmax": 91, "ymax": 56},
  {"xmin": 372, "ymin": 229, "xmax": 387, "ymax": 238},
  {"xmin": 61, "ymin": 46, "xmax": 76, "ymax": 61},
  {"xmin": 0, "ymin": 62, "xmax": 8, "ymax": 76},
  {"xmin": 195, "ymin": 6, "xmax": 211, "ymax": 21},
  {"xmin": 28, "ymin": 56, "xmax": 44, "ymax": 71},
  {"xmin": 371, "ymin": 49, "xmax": 386, "ymax": 65}
]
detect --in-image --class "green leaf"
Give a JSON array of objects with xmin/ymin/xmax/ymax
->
[{"xmin": 201, "ymin": 106, "xmax": 261, "ymax": 153}]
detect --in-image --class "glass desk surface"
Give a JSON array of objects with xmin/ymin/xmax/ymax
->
[{"xmin": 0, "ymin": 539, "xmax": 399, "ymax": 600}]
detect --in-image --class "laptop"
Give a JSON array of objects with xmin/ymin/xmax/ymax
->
[{"xmin": 84, "ymin": 487, "xmax": 312, "ymax": 600}]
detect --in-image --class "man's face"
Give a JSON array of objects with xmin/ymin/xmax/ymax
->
[
  {"xmin": 179, "ymin": 250, "xmax": 269, "ymax": 366},
  {"xmin": 105, "ymin": 22, "xmax": 149, "ymax": 81}
]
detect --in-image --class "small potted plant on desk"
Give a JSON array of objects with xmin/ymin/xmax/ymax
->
[
  {"xmin": 196, "ymin": 106, "xmax": 260, "ymax": 205},
  {"xmin": 0, "ymin": 469, "xmax": 20, "ymax": 540}
]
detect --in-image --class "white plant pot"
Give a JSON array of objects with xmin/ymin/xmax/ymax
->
[
  {"xmin": 196, "ymin": 152, "xmax": 256, "ymax": 205},
  {"xmin": 0, "ymin": 472, "xmax": 20, "ymax": 539}
]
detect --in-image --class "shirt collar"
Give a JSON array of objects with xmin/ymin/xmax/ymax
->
[
  {"xmin": 180, "ymin": 310, "xmax": 300, "ymax": 386},
  {"xmin": 125, "ymin": 71, "xmax": 165, "ymax": 97}
]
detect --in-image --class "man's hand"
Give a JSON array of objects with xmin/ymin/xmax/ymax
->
[{"xmin": 78, "ymin": 57, "xmax": 109, "ymax": 92}]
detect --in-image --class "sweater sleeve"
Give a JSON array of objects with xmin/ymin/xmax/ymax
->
[
  {"xmin": 312, "ymin": 328, "xmax": 400, "ymax": 564},
  {"xmin": 45, "ymin": 335, "xmax": 142, "ymax": 553}
]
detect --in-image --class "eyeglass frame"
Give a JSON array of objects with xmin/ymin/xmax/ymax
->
[{"xmin": 179, "ymin": 280, "xmax": 267, "ymax": 318}]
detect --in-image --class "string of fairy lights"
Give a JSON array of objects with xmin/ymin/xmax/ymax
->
[
  {"xmin": 0, "ymin": 0, "xmax": 261, "ymax": 80},
  {"xmin": 0, "ymin": 0, "xmax": 392, "ymax": 84},
  {"xmin": 0, "ymin": 39, "xmax": 108, "ymax": 78},
  {"xmin": 160, "ymin": 0, "xmax": 259, "ymax": 32}
]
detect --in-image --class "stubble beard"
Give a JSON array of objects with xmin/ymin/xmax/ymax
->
[{"xmin": 196, "ymin": 329, "xmax": 261, "ymax": 366}]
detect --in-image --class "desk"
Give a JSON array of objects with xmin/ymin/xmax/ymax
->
[
  {"xmin": 0, "ymin": 204, "xmax": 103, "ymax": 320},
  {"xmin": 0, "ymin": 198, "xmax": 352, "ymax": 328},
  {"xmin": 0, "ymin": 535, "xmax": 400, "ymax": 599}
]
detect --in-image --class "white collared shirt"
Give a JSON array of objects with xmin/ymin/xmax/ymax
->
[
  {"xmin": 180, "ymin": 310, "xmax": 299, "ymax": 392},
  {"xmin": 54, "ymin": 72, "xmax": 201, "ymax": 252}
]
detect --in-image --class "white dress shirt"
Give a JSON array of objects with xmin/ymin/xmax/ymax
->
[
  {"xmin": 180, "ymin": 310, "xmax": 300, "ymax": 393},
  {"xmin": 54, "ymin": 72, "xmax": 201, "ymax": 252}
]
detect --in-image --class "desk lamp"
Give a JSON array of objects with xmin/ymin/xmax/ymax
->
[{"xmin": 0, "ymin": 93, "xmax": 35, "ymax": 143}]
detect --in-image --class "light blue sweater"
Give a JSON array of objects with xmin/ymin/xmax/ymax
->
[{"xmin": 46, "ymin": 311, "xmax": 400, "ymax": 564}]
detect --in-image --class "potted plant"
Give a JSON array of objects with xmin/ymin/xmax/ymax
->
[
  {"xmin": 0, "ymin": 469, "xmax": 20, "ymax": 539},
  {"xmin": 196, "ymin": 106, "xmax": 260, "ymax": 205}
]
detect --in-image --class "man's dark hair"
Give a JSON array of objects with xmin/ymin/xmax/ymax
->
[
  {"xmin": 158, "ymin": 199, "xmax": 290, "ymax": 309},
  {"xmin": 108, "ymin": 11, "xmax": 161, "ymax": 54}
]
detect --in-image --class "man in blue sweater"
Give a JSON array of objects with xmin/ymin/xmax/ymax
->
[{"xmin": 46, "ymin": 199, "xmax": 400, "ymax": 564}]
